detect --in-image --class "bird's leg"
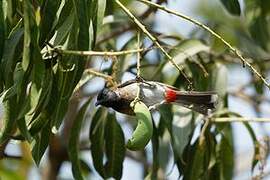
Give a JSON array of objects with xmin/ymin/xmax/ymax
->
[{"xmin": 149, "ymin": 100, "xmax": 166, "ymax": 111}]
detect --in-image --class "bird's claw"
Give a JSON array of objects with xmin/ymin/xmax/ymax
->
[
  {"xmin": 148, "ymin": 105, "xmax": 156, "ymax": 111},
  {"xmin": 149, "ymin": 100, "xmax": 166, "ymax": 111}
]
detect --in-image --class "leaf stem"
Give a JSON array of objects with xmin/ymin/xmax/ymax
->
[
  {"xmin": 212, "ymin": 117, "xmax": 270, "ymax": 122},
  {"xmin": 57, "ymin": 48, "xmax": 147, "ymax": 57},
  {"xmin": 85, "ymin": 69, "xmax": 112, "ymax": 81},
  {"xmin": 137, "ymin": 0, "xmax": 270, "ymax": 89}
]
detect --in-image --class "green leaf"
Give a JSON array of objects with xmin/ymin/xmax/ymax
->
[
  {"xmin": 162, "ymin": 39, "xmax": 210, "ymax": 83},
  {"xmin": 53, "ymin": 5, "xmax": 74, "ymax": 45},
  {"xmin": 68, "ymin": 98, "xmax": 92, "ymax": 180},
  {"xmin": 29, "ymin": 111, "xmax": 50, "ymax": 136},
  {"xmin": 28, "ymin": 69, "xmax": 53, "ymax": 123},
  {"xmin": 217, "ymin": 128, "xmax": 234, "ymax": 180},
  {"xmin": 39, "ymin": 0, "xmax": 60, "ymax": 44},
  {"xmin": 104, "ymin": 113, "xmax": 125, "ymax": 180},
  {"xmin": 157, "ymin": 132, "xmax": 171, "ymax": 173},
  {"xmin": 22, "ymin": 0, "xmax": 34, "ymax": 71},
  {"xmin": 1, "ymin": 27, "xmax": 23, "ymax": 85},
  {"xmin": 126, "ymin": 101, "xmax": 153, "ymax": 151},
  {"xmin": 183, "ymin": 139, "xmax": 206, "ymax": 180},
  {"xmin": 0, "ymin": 97, "xmax": 18, "ymax": 145},
  {"xmin": 116, "ymin": 35, "xmax": 137, "ymax": 81},
  {"xmin": 51, "ymin": 0, "xmax": 93, "ymax": 131},
  {"xmin": 243, "ymin": 122, "xmax": 260, "ymax": 170},
  {"xmin": 249, "ymin": 15, "xmax": 270, "ymax": 50},
  {"xmin": 171, "ymin": 106, "xmax": 194, "ymax": 158},
  {"xmin": 0, "ymin": 0, "xmax": 5, "ymax": 60},
  {"xmin": 149, "ymin": 123, "xmax": 159, "ymax": 180},
  {"xmin": 220, "ymin": 0, "xmax": 241, "ymax": 16},
  {"xmin": 31, "ymin": 122, "xmax": 51, "ymax": 165},
  {"xmin": 91, "ymin": 0, "xmax": 107, "ymax": 45},
  {"xmin": 158, "ymin": 104, "xmax": 173, "ymax": 132},
  {"xmin": 1, "ymin": 62, "xmax": 23, "ymax": 101},
  {"xmin": 89, "ymin": 108, "xmax": 107, "ymax": 178},
  {"xmin": 26, "ymin": 47, "xmax": 45, "ymax": 120},
  {"xmin": 17, "ymin": 117, "xmax": 32, "ymax": 142},
  {"xmin": 80, "ymin": 159, "xmax": 92, "ymax": 175}
]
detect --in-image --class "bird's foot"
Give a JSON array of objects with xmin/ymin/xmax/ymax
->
[{"xmin": 149, "ymin": 100, "xmax": 166, "ymax": 111}]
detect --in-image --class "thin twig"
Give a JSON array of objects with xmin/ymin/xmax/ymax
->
[
  {"xmin": 57, "ymin": 48, "xmax": 147, "ymax": 57},
  {"xmin": 43, "ymin": 46, "xmax": 167, "ymax": 58},
  {"xmin": 132, "ymin": 33, "xmax": 142, "ymax": 107},
  {"xmin": 115, "ymin": 0, "xmax": 193, "ymax": 87},
  {"xmin": 136, "ymin": 33, "xmax": 141, "ymax": 77},
  {"xmin": 84, "ymin": 69, "xmax": 112, "ymax": 81},
  {"xmin": 212, "ymin": 117, "xmax": 270, "ymax": 122},
  {"xmin": 137, "ymin": 0, "xmax": 270, "ymax": 90}
]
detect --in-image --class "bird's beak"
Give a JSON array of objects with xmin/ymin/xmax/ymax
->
[
  {"xmin": 95, "ymin": 100, "xmax": 103, "ymax": 106},
  {"xmin": 95, "ymin": 101, "xmax": 100, "ymax": 106}
]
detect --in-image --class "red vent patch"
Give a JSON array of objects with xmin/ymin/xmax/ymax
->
[{"xmin": 165, "ymin": 89, "xmax": 177, "ymax": 102}]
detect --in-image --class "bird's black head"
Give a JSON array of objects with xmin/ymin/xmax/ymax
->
[{"xmin": 95, "ymin": 88, "xmax": 119, "ymax": 107}]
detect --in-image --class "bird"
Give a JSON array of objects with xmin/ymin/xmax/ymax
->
[{"xmin": 95, "ymin": 78, "xmax": 218, "ymax": 115}]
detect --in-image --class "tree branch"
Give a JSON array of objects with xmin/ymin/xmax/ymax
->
[
  {"xmin": 115, "ymin": 0, "xmax": 193, "ymax": 87},
  {"xmin": 136, "ymin": 0, "xmax": 270, "ymax": 90}
]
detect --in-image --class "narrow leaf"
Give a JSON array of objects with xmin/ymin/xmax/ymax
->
[
  {"xmin": 89, "ymin": 108, "xmax": 107, "ymax": 178},
  {"xmin": 68, "ymin": 98, "xmax": 92, "ymax": 180},
  {"xmin": 32, "ymin": 122, "xmax": 51, "ymax": 165},
  {"xmin": 220, "ymin": 0, "xmax": 241, "ymax": 16},
  {"xmin": 104, "ymin": 113, "xmax": 125, "ymax": 180}
]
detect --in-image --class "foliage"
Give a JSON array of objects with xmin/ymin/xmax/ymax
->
[{"xmin": 0, "ymin": 0, "xmax": 269, "ymax": 179}]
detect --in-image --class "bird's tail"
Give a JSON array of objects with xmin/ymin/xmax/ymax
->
[{"xmin": 174, "ymin": 91, "xmax": 218, "ymax": 115}]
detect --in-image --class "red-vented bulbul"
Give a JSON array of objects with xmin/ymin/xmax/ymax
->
[{"xmin": 95, "ymin": 79, "xmax": 218, "ymax": 115}]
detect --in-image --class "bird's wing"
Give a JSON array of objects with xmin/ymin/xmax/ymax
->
[
  {"xmin": 117, "ymin": 79, "xmax": 137, "ymax": 88},
  {"xmin": 154, "ymin": 81, "xmax": 179, "ymax": 91}
]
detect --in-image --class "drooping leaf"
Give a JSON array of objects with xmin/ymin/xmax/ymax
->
[
  {"xmin": 28, "ymin": 69, "xmax": 53, "ymax": 123},
  {"xmin": 68, "ymin": 98, "xmax": 92, "ymax": 180},
  {"xmin": 31, "ymin": 122, "xmax": 51, "ymax": 165},
  {"xmin": 89, "ymin": 108, "xmax": 107, "ymax": 178},
  {"xmin": 17, "ymin": 117, "xmax": 32, "ymax": 142},
  {"xmin": 29, "ymin": 111, "xmax": 50, "ymax": 136},
  {"xmin": 1, "ymin": 27, "xmax": 23, "ymax": 86},
  {"xmin": 162, "ymin": 39, "xmax": 210, "ymax": 83},
  {"xmin": 51, "ymin": 0, "xmax": 93, "ymax": 130},
  {"xmin": 217, "ymin": 127, "xmax": 234, "ymax": 180},
  {"xmin": 53, "ymin": 4, "xmax": 75, "ymax": 45},
  {"xmin": 149, "ymin": 122, "xmax": 159, "ymax": 180},
  {"xmin": 39, "ymin": 0, "xmax": 61, "ymax": 44},
  {"xmin": 104, "ymin": 113, "xmax": 125, "ymax": 180},
  {"xmin": 243, "ymin": 122, "xmax": 260, "ymax": 170},
  {"xmin": 91, "ymin": 0, "xmax": 107, "ymax": 45},
  {"xmin": 22, "ymin": 0, "xmax": 34, "ymax": 71},
  {"xmin": 220, "ymin": 0, "xmax": 241, "ymax": 16},
  {"xmin": 171, "ymin": 106, "xmax": 194, "ymax": 158},
  {"xmin": 0, "ymin": 0, "xmax": 5, "ymax": 60},
  {"xmin": 249, "ymin": 15, "xmax": 270, "ymax": 51},
  {"xmin": 183, "ymin": 139, "xmax": 206, "ymax": 180},
  {"xmin": 0, "ymin": 97, "xmax": 18, "ymax": 145}
]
